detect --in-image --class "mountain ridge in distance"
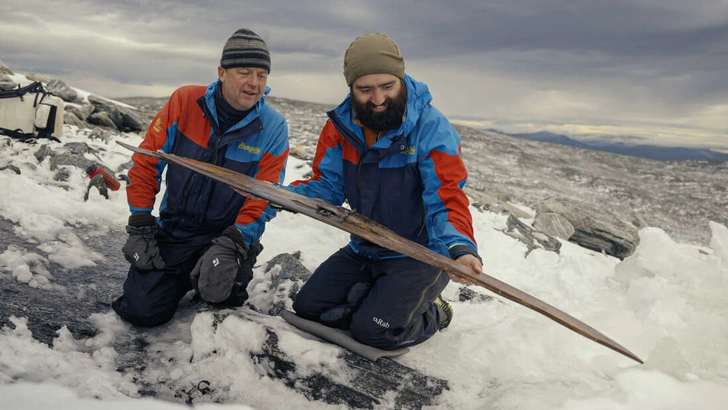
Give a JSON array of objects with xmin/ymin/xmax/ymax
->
[{"xmin": 499, "ymin": 130, "xmax": 728, "ymax": 162}]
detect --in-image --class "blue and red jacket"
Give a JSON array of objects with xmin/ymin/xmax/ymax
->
[
  {"xmin": 288, "ymin": 74, "xmax": 478, "ymax": 260},
  {"xmin": 126, "ymin": 81, "xmax": 289, "ymax": 245}
]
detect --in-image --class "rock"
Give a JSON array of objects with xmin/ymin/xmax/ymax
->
[
  {"xmin": 464, "ymin": 187, "xmax": 533, "ymax": 219},
  {"xmin": 260, "ymin": 252, "xmax": 311, "ymax": 316},
  {"xmin": 46, "ymin": 79, "xmax": 79, "ymax": 103},
  {"xmin": 116, "ymin": 160, "xmax": 135, "ymax": 174},
  {"xmin": 33, "ymin": 142, "xmax": 98, "ymax": 171},
  {"xmin": 0, "ymin": 60, "xmax": 14, "ymax": 75},
  {"xmin": 88, "ymin": 128, "xmax": 115, "ymax": 143},
  {"xmin": 0, "ymin": 61, "xmax": 17, "ymax": 90},
  {"xmin": 33, "ymin": 144, "xmax": 53, "ymax": 163},
  {"xmin": 289, "ymin": 144, "xmax": 308, "ymax": 160},
  {"xmin": 24, "ymin": 73, "xmax": 52, "ymax": 83},
  {"xmin": 49, "ymin": 152, "xmax": 94, "ymax": 170},
  {"xmin": 0, "ymin": 164, "xmax": 21, "ymax": 175},
  {"xmin": 0, "ymin": 74, "xmax": 18, "ymax": 91},
  {"xmin": 457, "ymin": 286, "xmax": 493, "ymax": 303},
  {"xmin": 500, "ymin": 214, "xmax": 562, "ymax": 256},
  {"xmin": 54, "ymin": 168, "xmax": 71, "ymax": 182},
  {"xmin": 533, "ymin": 212, "xmax": 575, "ymax": 240},
  {"xmin": 88, "ymin": 95, "xmax": 122, "ymax": 121},
  {"xmin": 63, "ymin": 142, "xmax": 95, "ymax": 156},
  {"xmin": 87, "ymin": 94, "xmax": 146, "ymax": 132},
  {"xmin": 67, "ymin": 104, "xmax": 95, "ymax": 121},
  {"xmin": 87, "ymin": 111, "xmax": 119, "ymax": 130},
  {"xmin": 63, "ymin": 111, "xmax": 87, "ymax": 129},
  {"xmin": 119, "ymin": 109, "xmax": 147, "ymax": 132},
  {"xmin": 536, "ymin": 196, "xmax": 639, "ymax": 259}
]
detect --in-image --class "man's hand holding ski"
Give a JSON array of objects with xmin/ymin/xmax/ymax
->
[{"xmin": 450, "ymin": 254, "xmax": 483, "ymax": 284}]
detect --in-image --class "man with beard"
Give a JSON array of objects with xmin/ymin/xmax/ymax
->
[{"xmin": 286, "ymin": 33, "xmax": 482, "ymax": 349}]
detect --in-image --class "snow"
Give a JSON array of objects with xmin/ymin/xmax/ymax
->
[{"xmin": 1, "ymin": 120, "xmax": 728, "ymax": 409}]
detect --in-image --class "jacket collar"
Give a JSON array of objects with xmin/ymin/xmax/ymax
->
[{"xmin": 203, "ymin": 80, "xmax": 270, "ymax": 132}]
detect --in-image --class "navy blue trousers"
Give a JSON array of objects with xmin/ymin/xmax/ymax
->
[
  {"xmin": 293, "ymin": 246, "xmax": 449, "ymax": 349},
  {"xmin": 112, "ymin": 232, "xmax": 260, "ymax": 327}
]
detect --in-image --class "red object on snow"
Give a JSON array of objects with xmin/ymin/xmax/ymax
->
[{"xmin": 86, "ymin": 164, "xmax": 121, "ymax": 191}]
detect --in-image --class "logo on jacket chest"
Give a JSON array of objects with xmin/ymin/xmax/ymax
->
[
  {"xmin": 237, "ymin": 142, "xmax": 261, "ymax": 154},
  {"xmin": 400, "ymin": 145, "xmax": 416, "ymax": 155}
]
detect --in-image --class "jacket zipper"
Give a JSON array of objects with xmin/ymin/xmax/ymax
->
[
  {"xmin": 327, "ymin": 111, "xmax": 368, "ymax": 194},
  {"xmin": 182, "ymin": 98, "xmax": 263, "ymax": 224}
]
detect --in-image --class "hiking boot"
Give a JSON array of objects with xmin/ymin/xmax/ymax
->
[{"xmin": 434, "ymin": 295, "xmax": 453, "ymax": 330}]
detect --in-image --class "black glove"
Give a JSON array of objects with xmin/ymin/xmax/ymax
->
[
  {"xmin": 121, "ymin": 212, "xmax": 165, "ymax": 270},
  {"xmin": 191, "ymin": 226, "xmax": 258, "ymax": 305}
]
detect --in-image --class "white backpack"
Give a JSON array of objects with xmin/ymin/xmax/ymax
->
[{"xmin": 0, "ymin": 81, "xmax": 65, "ymax": 142}]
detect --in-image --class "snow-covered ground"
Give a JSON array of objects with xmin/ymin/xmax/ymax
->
[{"xmin": 1, "ymin": 116, "xmax": 728, "ymax": 409}]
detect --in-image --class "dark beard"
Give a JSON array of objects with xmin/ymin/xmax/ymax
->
[{"xmin": 352, "ymin": 85, "xmax": 407, "ymax": 132}]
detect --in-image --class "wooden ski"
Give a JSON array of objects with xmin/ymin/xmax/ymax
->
[{"xmin": 117, "ymin": 140, "xmax": 643, "ymax": 364}]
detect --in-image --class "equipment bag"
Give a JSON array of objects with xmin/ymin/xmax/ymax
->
[{"xmin": 0, "ymin": 81, "xmax": 65, "ymax": 142}]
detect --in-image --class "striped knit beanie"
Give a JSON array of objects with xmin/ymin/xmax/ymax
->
[
  {"xmin": 343, "ymin": 33, "xmax": 405, "ymax": 86},
  {"xmin": 220, "ymin": 28, "xmax": 271, "ymax": 73}
]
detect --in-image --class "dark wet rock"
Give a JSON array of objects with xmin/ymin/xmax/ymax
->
[
  {"xmin": 535, "ymin": 196, "xmax": 639, "ymax": 259},
  {"xmin": 252, "ymin": 327, "xmax": 449, "ymax": 410}
]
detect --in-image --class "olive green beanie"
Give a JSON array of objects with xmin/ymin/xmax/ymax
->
[{"xmin": 343, "ymin": 33, "xmax": 405, "ymax": 86}]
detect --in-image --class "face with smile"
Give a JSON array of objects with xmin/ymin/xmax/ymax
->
[
  {"xmin": 351, "ymin": 73, "xmax": 407, "ymax": 131},
  {"xmin": 218, "ymin": 66, "xmax": 268, "ymax": 111}
]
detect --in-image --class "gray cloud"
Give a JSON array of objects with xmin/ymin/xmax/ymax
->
[{"xmin": 1, "ymin": 0, "xmax": 726, "ymax": 147}]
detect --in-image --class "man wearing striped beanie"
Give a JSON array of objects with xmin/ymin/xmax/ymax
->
[
  {"xmin": 113, "ymin": 28, "xmax": 290, "ymax": 328},
  {"xmin": 218, "ymin": 28, "xmax": 272, "ymax": 116}
]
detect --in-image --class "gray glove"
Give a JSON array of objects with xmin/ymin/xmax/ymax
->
[
  {"xmin": 122, "ymin": 212, "xmax": 165, "ymax": 270},
  {"xmin": 191, "ymin": 226, "xmax": 249, "ymax": 304}
]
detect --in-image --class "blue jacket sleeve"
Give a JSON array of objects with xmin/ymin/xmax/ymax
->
[
  {"xmin": 416, "ymin": 107, "xmax": 479, "ymax": 257},
  {"xmin": 285, "ymin": 120, "xmax": 347, "ymax": 206}
]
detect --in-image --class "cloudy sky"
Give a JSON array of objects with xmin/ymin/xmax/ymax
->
[{"xmin": 2, "ymin": 0, "xmax": 727, "ymax": 148}]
